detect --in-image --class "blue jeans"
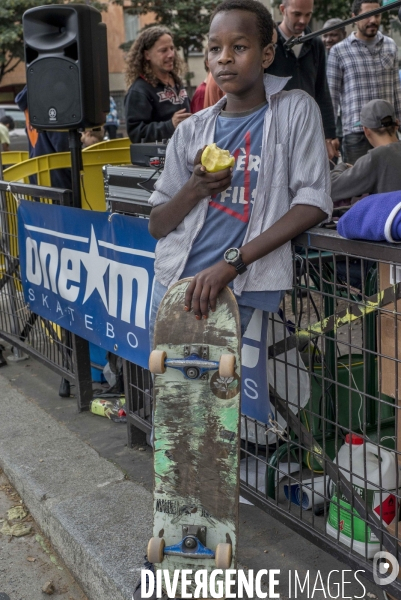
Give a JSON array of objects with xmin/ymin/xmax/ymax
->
[
  {"xmin": 149, "ymin": 280, "xmax": 254, "ymax": 350},
  {"xmin": 342, "ymin": 133, "xmax": 372, "ymax": 165}
]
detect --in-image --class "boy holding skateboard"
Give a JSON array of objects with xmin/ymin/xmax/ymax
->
[
  {"xmin": 137, "ymin": 2, "xmax": 333, "ymax": 595},
  {"xmin": 148, "ymin": 0, "xmax": 332, "ymax": 338}
]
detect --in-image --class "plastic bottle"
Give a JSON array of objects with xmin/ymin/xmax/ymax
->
[{"xmin": 326, "ymin": 433, "xmax": 400, "ymax": 558}]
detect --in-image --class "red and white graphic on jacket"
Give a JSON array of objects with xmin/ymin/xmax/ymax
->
[{"xmin": 157, "ymin": 87, "xmax": 188, "ymax": 105}]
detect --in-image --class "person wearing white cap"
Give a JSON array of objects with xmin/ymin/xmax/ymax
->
[{"xmin": 331, "ymin": 99, "xmax": 401, "ymax": 202}]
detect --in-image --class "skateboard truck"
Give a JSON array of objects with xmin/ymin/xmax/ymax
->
[
  {"xmin": 165, "ymin": 356, "xmax": 219, "ymax": 380},
  {"xmin": 149, "ymin": 348, "xmax": 236, "ymax": 380},
  {"xmin": 148, "ymin": 534, "xmax": 233, "ymax": 568},
  {"xmin": 164, "ymin": 526, "xmax": 215, "ymax": 559}
]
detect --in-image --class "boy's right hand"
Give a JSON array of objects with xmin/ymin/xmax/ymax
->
[{"xmin": 188, "ymin": 148, "xmax": 233, "ymax": 203}]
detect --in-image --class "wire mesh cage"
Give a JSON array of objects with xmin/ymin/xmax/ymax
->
[
  {"xmin": 239, "ymin": 230, "xmax": 401, "ymax": 596},
  {"xmin": 124, "ymin": 228, "xmax": 401, "ymax": 597}
]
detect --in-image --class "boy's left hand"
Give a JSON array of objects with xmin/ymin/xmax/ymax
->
[{"xmin": 185, "ymin": 261, "xmax": 237, "ymax": 319}]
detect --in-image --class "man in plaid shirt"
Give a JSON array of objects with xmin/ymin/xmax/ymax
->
[{"xmin": 327, "ymin": 0, "xmax": 401, "ymax": 164}]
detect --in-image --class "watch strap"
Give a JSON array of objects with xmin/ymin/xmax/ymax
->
[
  {"xmin": 233, "ymin": 260, "xmax": 247, "ymax": 275},
  {"xmin": 230, "ymin": 254, "xmax": 247, "ymax": 275}
]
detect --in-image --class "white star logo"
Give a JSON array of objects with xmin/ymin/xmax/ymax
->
[{"xmin": 81, "ymin": 227, "xmax": 110, "ymax": 310}]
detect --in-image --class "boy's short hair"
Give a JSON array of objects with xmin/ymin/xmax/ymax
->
[
  {"xmin": 210, "ymin": 0, "xmax": 274, "ymax": 48},
  {"xmin": 352, "ymin": 0, "xmax": 381, "ymax": 16},
  {"xmin": 371, "ymin": 123, "xmax": 398, "ymax": 136},
  {"xmin": 0, "ymin": 115, "xmax": 15, "ymax": 131}
]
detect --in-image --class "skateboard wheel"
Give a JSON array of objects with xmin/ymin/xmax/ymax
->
[
  {"xmin": 147, "ymin": 537, "xmax": 165, "ymax": 563},
  {"xmin": 215, "ymin": 542, "xmax": 232, "ymax": 569},
  {"xmin": 149, "ymin": 350, "xmax": 167, "ymax": 374},
  {"xmin": 219, "ymin": 354, "xmax": 235, "ymax": 378}
]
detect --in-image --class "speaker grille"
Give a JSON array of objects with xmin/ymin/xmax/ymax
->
[{"xmin": 27, "ymin": 57, "xmax": 81, "ymax": 128}]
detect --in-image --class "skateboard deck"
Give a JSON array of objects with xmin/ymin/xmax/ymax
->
[{"xmin": 148, "ymin": 278, "xmax": 241, "ymax": 597}]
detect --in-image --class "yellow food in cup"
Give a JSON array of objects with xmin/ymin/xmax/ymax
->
[{"xmin": 201, "ymin": 143, "xmax": 235, "ymax": 172}]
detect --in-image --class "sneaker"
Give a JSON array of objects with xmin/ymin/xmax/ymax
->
[
  {"xmin": 133, "ymin": 557, "xmax": 156, "ymax": 600},
  {"xmin": 132, "ymin": 556, "xmax": 177, "ymax": 600}
]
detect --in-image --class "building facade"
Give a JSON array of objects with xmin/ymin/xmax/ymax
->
[{"xmin": 0, "ymin": 0, "xmax": 276, "ymax": 127}]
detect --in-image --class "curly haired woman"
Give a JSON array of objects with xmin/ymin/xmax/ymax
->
[{"xmin": 124, "ymin": 26, "xmax": 192, "ymax": 143}]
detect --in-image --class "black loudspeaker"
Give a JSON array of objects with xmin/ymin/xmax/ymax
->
[{"xmin": 23, "ymin": 4, "xmax": 109, "ymax": 130}]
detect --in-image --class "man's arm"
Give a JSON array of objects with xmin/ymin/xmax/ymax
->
[
  {"xmin": 331, "ymin": 153, "xmax": 377, "ymax": 202},
  {"xmin": 239, "ymin": 206, "xmax": 326, "ymax": 266},
  {"xmin": 326, "ymin": 46, "xmax": 342, "ymax": 123},
  {"xmin": 315, "ymin": 41, "xmax": 337, "ymax": 140},
  {"xmin": 0, "ymin": 127, "xmax": 10, "ymax": 152},
  {"xmin": 184, "ymin": 205, "xmax": 326, "ymax": 319},
  {"xmin": 392, "ymin": 47, "xmax": 401, "ymax": 126}
]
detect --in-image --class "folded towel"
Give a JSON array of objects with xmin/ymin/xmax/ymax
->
[{"xmin": 337, "ymin": 191, "xmax": 401, "ymax": 243}]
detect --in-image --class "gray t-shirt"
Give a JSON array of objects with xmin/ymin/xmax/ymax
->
[
  {"xmin": 359, "ymin": 34, "xmax": 380, "ymax": 55},
  {"xmin": 331, "ymin": 141, "xmax": 401, "ymax": 202},
  {"xmin": 280, "ymin": 28, "xmax": 304, "ymax": 58},
  {"xmin": 181, "ymin": 101, "xmax": 284, "ymax": 311}
]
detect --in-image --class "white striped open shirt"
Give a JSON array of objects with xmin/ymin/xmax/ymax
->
[
  {"xmin": 148, "ymin": 74, "xmax": 332, "ymax": 295},
  {"xmin": 327, "ymin": 32, "xmax": 401, "ymax": 136}
]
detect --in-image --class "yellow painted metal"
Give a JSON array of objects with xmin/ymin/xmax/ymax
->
[
  {"xmin": 83, "ymin": 138, "xmax": 130, "ymax": 151},
  {"xmin": 79, "ymin": 147, "xmax": 130, "ymax": 211},
  {"xmin": 1, "ymin": 151, "xmax": 29, "ymax": 166},
  {"xmin": 3, "ymin": 144, "xmax": 131, "ymax": 211}
]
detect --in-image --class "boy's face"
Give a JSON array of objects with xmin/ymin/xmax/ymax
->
[{"xmin": 208, "ymin": 11, "xmax": 274, "ymax": 98}]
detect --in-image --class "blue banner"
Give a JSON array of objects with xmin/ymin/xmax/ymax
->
[
  {"xmin": 18, "ymin": 201, "xmax": 156, "ymax": 369},
  {"xmin": 17, "ymin": 200, "xmax": 308, "ymax": 426}
]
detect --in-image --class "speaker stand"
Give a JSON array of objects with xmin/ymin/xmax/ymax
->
[
  {"xmin": 64, "ymin": 129, "xmax": 93, "ymax": 409},
  {"xmin": 69, "ymin": 129, "xmax": 83, "ymax": 208},
  {"xmin": 57, "ymin": 129, "xmax": 84, "ymax": 398}
]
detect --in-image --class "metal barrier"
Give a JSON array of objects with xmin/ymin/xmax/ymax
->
[
  {"xmin": 1, "ymin": 151, "xmax": 29, "ymax": 166},
  {"xmin": 124, "ymin": 228, "xmax": 401, "ymax": 598},
  {"xmin": 3, "ymin": 141, "xmax": 131, "ymax": 210},
  {"xmin": 4, "ymin": 168, "xmax": 401, "ymax": 592},
  {"xmin": 0, "ymin": 179, "xmax": 92, "ymax": 411},
  {"xmin": 124, "ymin": 359, "xmax": 153, "ymax": 446}
]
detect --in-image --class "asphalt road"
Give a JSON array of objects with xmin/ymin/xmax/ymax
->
[{"xmin": 0, "ymin": 468, "xmax": 86, "ymax": 600}]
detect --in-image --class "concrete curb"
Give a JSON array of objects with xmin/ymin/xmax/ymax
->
[{"xmin": 0, "ymin": 374, "xmax": 153, "ymax": 600}]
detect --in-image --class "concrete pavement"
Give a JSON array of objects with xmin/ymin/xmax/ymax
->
[
  {"xmin": 0, "ymin": 374, "xmax": 153, "ymax": 600},
  {"xmin": 0, "ymin": 350, "xmax": 385, "ymax": 600}
]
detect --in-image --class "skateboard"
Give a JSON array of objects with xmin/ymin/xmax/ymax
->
[{"xmin": 147, "ymin": 278, "xmax": 241, "ymax": 597}]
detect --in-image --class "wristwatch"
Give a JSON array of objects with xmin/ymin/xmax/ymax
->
[{"xmin": 224, "ymin": 248, "xmax": 247, "ymax": 275}]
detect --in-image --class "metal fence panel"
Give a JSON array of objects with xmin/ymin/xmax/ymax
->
[
  {"xmin": 0, "ymin": 179, "xmax": 92, "ymax": 410},
  {"xmin": 124, "ymin": 229, "xmax": 401, "ymax": 598}
]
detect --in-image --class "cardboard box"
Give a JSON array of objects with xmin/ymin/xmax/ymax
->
[
  {"xmin": 378, "ymin": 264, "xmax": 401, "ymax": 471},
  {"xmin": 379, "ymin": 263, "xmax": 401, "ymax": 400}
]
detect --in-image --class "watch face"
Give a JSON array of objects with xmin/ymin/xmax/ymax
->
[{"xmin": 226, "ymin": 248, "xmax": 239, "ymax": 261}]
